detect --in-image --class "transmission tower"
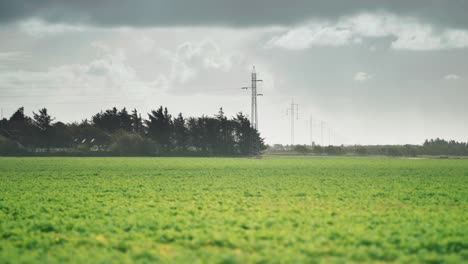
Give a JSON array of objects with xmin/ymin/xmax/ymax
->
[
  {"xmin": 242, "ymin": 66, "xmax": 263, "ymax": 130},
  {"xmin": 286, "ymin": 99, "xmax": 299, "ymax": 145},
  {"xmin": 241, "ymin": 66, "xmax": 264, "ymax": 156}
]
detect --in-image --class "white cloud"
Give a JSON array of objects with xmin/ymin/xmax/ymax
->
[
  {"xmin": 444, "ymin": 74, "xmax": 460, "ymax": 80},
  {"xmin": 266, "ymin": 24, "xmax": 355, "ymax": 49},
  {"xmin": 0, "ymin": 47, "xmax": 160, "ymax": 98},
  {"xmin": 162, "ymin": 40, "xmax": 248, "ymax": 88},
  {"xmin": 267, "ymin": 13, "xmax": 468, "ymax": 51},
  {"xmin": 0, "ymin": 38, "xmax": 249, "ymax": 99},
  {"xmin": 18, "ymin": 19, "xmax": 87, "ymax": 37},
  {"xmin": 354, "ymin": 72, "xmax": 372, "ymax": 81}
]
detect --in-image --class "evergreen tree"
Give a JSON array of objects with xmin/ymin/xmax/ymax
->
[
  {"xmin": 92, "ymin": 107, "xmax": 120, "ymax": 133},
  {"xmin": 118, "ymin": 107, "xmax": 132, "ymax": 132},
  {"xmin": 32, "ymin": 108, "xmax": 55, "ymax": 149},
  {"xmin": 173, "ymin": 113, "xmax": 188, "ymax": 152},
  {"xmin": 146, "ymin": 106, "xmax": 172, "ymax": 152},
  {"xmin": 5, "ymin": 107, "xmax": 36, "ymax": 147},
  {"xmin": 187, "ymin": 117, "xmax": 204, "ymax": 153},
  {"xmin": 131, "ymin": 109, "xmax": 143, "ymax": 134},
  {"xmin": 215, "ymin": 108, "xmax": 235, "ymax": 155},
  {"xmin": 33, "ymin": 108, "xmax": 54, "ymax": 131},
  {"xmin": 233, "ymin": 112, "xmax": 252, "ymax": 155}
]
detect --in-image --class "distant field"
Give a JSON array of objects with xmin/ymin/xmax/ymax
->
[{"xmin": 0, "ymin": 157, "xmax": 467, "ymax": 263}]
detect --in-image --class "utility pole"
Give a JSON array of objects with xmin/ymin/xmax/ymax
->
[
  {"xmin": 242, "ymin": 66, "xmax": 263, "ymax": 130},
  {"xmin": 286, "ymin": 99, "xmax": 299, "ymax": 145}
]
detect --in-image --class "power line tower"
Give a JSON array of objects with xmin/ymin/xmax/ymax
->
[
  {"xmin": 286, "ymin": 99, "xmax": 299, "ymax": 145},
  {"xmin": 241, "ymin": 66, "xmax": 263, "ymax": 156},
  {"xmin": 242, "ymin": 66, "xmax": 263, "ymax": 130}
]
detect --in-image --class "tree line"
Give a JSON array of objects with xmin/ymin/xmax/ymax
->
[
  {"xmin": 269, "ymin": 138, "xmax": 468, "ymax": 157},
  {"xmin": 0, "ymin": 107, "xmax": 266, "ymax": 156}
]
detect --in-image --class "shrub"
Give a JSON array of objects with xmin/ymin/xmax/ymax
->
[
  {"xmin": 293, "ymin": 145, "xmax": 310, "ymax": 154},
  {"xmin": 0, "ymin": 135, "xmax": 22, "ymax": 155},
  {"xmin": 109, "ymin": 130, "xmax": 157, "ymax": 156}
]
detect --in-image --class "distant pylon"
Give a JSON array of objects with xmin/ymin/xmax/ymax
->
[
  {"xmin": 286, "ymin": 99, "xmax": 299, "ymax": 145},
  {"xmin": 242, "ymin": 66, "xmax": 263, "ymax": 130}
]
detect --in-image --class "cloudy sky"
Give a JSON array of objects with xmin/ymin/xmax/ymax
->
[{"xmin": 1, "ymin": 0, "xmax": 467, "ymax": 145}]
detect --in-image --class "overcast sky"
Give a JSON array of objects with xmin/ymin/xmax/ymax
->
[{"xmin": 1, "ymin": 0, "xmax": 467, "ymax": 145}]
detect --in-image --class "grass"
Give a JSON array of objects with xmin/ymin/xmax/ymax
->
[{"xmin": 0, "ymin": 156, "xmax": 467, "ymax": 263}]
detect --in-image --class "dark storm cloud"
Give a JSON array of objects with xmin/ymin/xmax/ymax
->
[{"xmin": 1, "ymin": 0, "xmax": 468, "ymax": 28}]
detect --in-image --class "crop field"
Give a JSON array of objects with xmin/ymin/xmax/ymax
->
[{"xmin": 0, "ymin": 157, "xmax": 467, "ymax": 263}]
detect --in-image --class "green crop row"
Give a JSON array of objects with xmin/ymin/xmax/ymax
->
[{"xmin": 0, "ymin": 157, "xmax": 467, "ymax": 263}]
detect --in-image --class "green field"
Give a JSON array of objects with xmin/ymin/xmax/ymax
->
[{"xmin": 0, "ymin": 157, "xmax": 467, "ymax": 263}]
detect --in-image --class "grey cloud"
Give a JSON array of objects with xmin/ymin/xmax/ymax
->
[
  {"xmin": 1, "ymin": 0, "xmax": 468, "ymax": 28},
  {"xmin": 266, "ymin": 13, "xmax": 468, "ymax": 51}
]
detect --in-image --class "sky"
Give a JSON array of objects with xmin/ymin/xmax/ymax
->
[{"xmin": 0, "ymin": 0, "xmax": 467, "ymax": 145}]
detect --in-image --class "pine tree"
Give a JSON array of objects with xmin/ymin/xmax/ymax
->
[
  {"xmin": 146, "ymin": 106, "xmax": 172, "ymax": 152},
  {"xmin": 130, "ymin": 109, "xmax": 143, "ymax": 134},
  {"xmin": 173, "ymin": 113, "xmax": 188, "ymax": 152},
  {"xmin": 33, "ymin": 108, "xmax": 55, "ymax": 148}
]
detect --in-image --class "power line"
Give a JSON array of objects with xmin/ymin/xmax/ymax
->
[{"xmin": 306, "ymin": 114, "xmax": 352, "ymax": 146}]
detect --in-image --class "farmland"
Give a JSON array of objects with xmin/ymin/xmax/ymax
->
[{"xmin": 0, "ymin": 157, "xmax": 467, "ymax": 263}]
